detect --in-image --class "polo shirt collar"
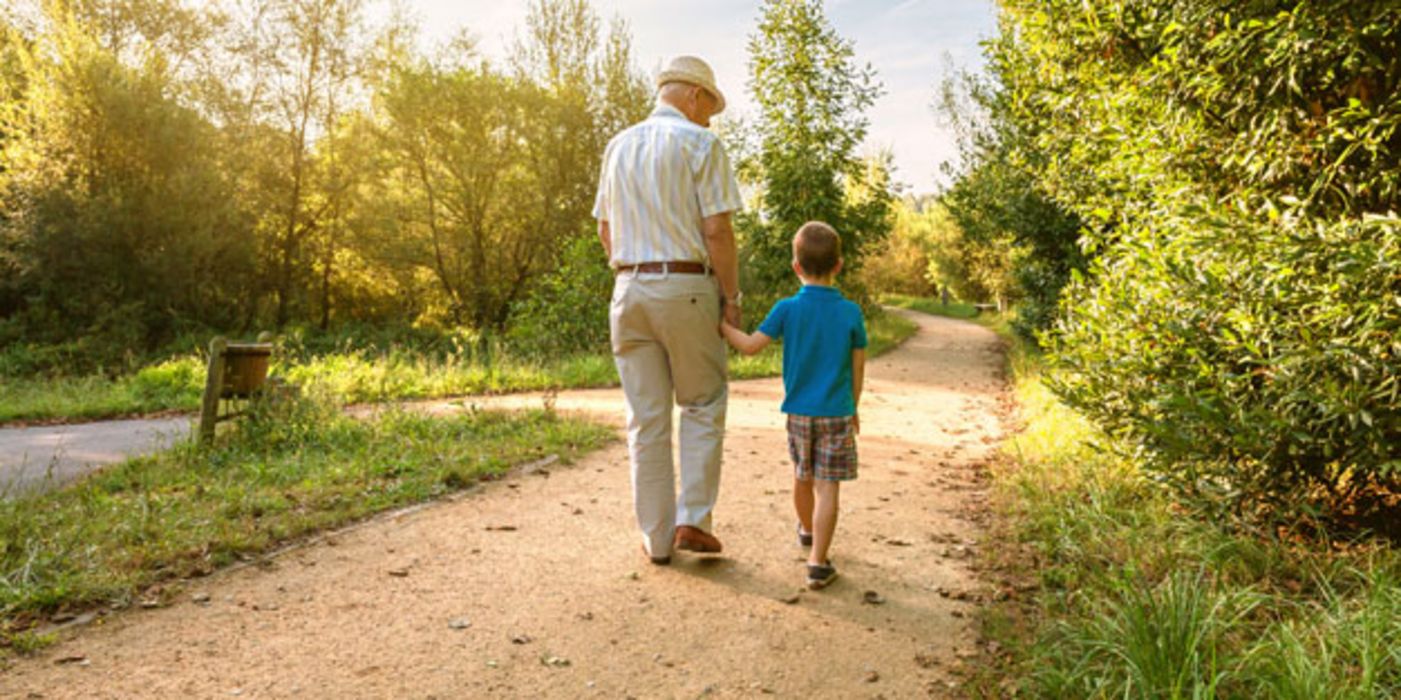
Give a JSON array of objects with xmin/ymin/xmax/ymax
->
[{"xmin": 799, "ymin": 284, "xmax": 840, "ymax": 296}]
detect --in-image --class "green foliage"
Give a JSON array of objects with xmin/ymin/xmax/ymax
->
[
  {"xmin": 508, "ymin": 234, "xmax": 614, "ymax": 358},
  {"xmin": 984, "ymin": 325, "xmax": 1401, "ymax": 699},
  {"xmin": 935, "ymin": 60, "xmax": 1084, "ymax": 344},
  {"xmin": 0, "ymin": 0, "xmax": 652, "ymax": 368},
  {"xmin": 0, "ymin": 5, "xmax": 253, "ymax": 349},
  {"xmin": 739, "ymin": 0, "xmax": 892, "ymax": 313},
  {"xmin": 857, "ymin": 196, "xmax": 942, "ymax": 298},
  {"xmin": 1051, "ymin": 212, "xmax": 1401, "ymax": 511},
  {"xmin": 982, "ymin": 0, "xmax": 1401, "ymax": 514}
]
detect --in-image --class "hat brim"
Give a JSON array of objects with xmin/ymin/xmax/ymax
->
[{"xmin": 657, "ymin": 72, "xmax": 726, "ymax": 114}]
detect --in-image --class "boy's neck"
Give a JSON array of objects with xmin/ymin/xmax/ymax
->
[{"xmin": 799, "ymin": 276, "xmax": 836, "ymax": 288}]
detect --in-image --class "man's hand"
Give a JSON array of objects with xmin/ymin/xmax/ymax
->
[{"xmin": 852, "ymin": 413, "xmax": 860, "ymax": 435}]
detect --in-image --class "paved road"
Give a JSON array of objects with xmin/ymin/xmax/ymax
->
[{"xmin": 0, "ymin": 416, "xmax": 192, "ymax": 495}]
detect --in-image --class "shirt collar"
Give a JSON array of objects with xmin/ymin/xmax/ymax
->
[
  {"xmin": 649, "ymin": 104, "xmax": 688, "ymax": 121},
  {"xmin": 799, "ymin": 284, "xmax": 840, "ymax": 296}
]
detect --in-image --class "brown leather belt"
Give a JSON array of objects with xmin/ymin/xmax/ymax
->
[{"xmin": 615, "ymin": 261, "xmax": 711, "ymax": 275}]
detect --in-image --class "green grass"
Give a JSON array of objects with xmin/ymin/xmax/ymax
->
[
  {"xmin": 971, "ymin": 308, "xmax": 1401, "ymax": 699},
  {"xmin": 0, "ymin": 394, "xmax": 612, "ymax": 638},
  {"xmin": 0, "ymin": 314, "xmax": 919, "ymax": 424},
  {"xmin": 881, "ymin": 292, "xmax": 982, "ymax": 319}
]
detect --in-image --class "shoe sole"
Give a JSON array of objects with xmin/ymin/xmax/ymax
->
[{"xmin": 806, "ymin": 571, "xmax": 838, "ymax": 590}]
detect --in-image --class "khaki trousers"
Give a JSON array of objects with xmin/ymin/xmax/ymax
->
[{"xmin": 610, "ymin": 271, "xmax": 728, "ymax": 558}]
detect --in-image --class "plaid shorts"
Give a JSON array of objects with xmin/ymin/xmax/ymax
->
[{"xmin": 787, "ymin": 414, "xmax": 858, "ymax": 482}]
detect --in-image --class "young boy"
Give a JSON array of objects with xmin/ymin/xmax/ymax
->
[{"xmin": 720, "ymin": 221, "xmax": 866, "ymax": 589}]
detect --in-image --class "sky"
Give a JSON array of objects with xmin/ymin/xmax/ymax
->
[{"xmin": 379, "ymin": 0, "xmax": 998, "ymax": 195}]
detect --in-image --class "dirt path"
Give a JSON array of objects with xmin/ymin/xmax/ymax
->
[{"xmin": 1, "ymin": 309, "xmax": 1008, "ymax": 699}]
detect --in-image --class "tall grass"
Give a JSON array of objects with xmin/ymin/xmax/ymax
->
[
  {"xmin": 972, "ymin": 303, "xmax": 1401, "ymax": 699},
  {"xmin": 0, "ymin": 314, "xmax": 918, "ymax": 424}
]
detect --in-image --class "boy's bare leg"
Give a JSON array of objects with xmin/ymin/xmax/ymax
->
[
  {"xmin": 809, "ymin": 479, "xmax": 841, "ymax": 565},
  {"xmin": 793, "ymin": 477, "xmax": 815, "ymax": 536}
]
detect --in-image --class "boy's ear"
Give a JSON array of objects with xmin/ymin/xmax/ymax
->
[
  {"xmin": 791, "ymin": 258, "xmax": 804, "ymax": 276},
  {"xmin": 833, "ymin": 257, "xmax": 844, "ymax": 276}
]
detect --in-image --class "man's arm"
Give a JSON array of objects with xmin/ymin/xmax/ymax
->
[
  {"xmin": 720, "ymin": 322, "xmax": 771, "ymax": 356},
  {"xmin": 852, "ymin": 348, "xmax": 866, "ymax": 434},
  {"xmin": 598, "ymin": 220, "xmax": 612, "ymax": 259},
  {"xmin": 701, "ymin": 212, "xmax": 741, "ymax": 326}
]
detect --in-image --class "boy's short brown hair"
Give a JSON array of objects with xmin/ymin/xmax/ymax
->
[{"xmin": 793, "ymin": 221, "xmax": 841, "ymax": 278}]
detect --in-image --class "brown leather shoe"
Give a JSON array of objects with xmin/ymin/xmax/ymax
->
[{"xmin": 674, "ymin": 525, "xmax": 723, "ymax": 554}]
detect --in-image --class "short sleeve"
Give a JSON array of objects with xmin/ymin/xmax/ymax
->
[
  {"xmin": 757, "ymin": 300, "xmax": 789, "ymax": 340},
  {"xmin": 592, "ymin": 141, "xmax": 613, "ymax": 220},
  {"xmin": 851, "ymin": 306, "xmax": 868, "ymax": 350},
  {"xmin": 695, "ymin": 138, "xmax": 743, "ymax": 218}
]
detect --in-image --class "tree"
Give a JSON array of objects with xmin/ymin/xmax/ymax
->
[
  {"xmin": 0, "ymin": 2, "xmax": 252, "ymax": 360},
  {"xmin": 740, "ymin": 0, "xmax": 891, "ymax": 309}
]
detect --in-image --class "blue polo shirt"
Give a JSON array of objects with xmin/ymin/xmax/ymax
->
[{"xmin": 757, "ymin": 285, "xmax": 868, "ymax": 417}]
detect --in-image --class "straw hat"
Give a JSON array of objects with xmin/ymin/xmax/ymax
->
[{"xmin": 656, "ymin": 55, "xmax": 726, "ymax": 114}]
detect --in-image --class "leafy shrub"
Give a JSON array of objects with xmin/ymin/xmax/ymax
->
[
  {"xmin": 126, "ymin": 356, "xmax": 204, "ymax": 405},
  {"xmin": 1051, "ymin": 212, "xmax": 1401, "ymax": 512},
  {"xmin": 981, "ymin": 0, "xmax": 1401, "ymax": 518},
  {"xmin": 507, "ymin": 235, "xmax": 613, "ymax": 358}
]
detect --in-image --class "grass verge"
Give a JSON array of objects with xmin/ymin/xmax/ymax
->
[
  {"xmin": 0, "ymin": 394, "xmax": 612, "ymax": 650},
  {"xmin": 0, "ymin": 314, "xmax": 918, "ymax": 425},
  {"xmin": 968, "ymin": 307, "xmax": 1401, "ymax": 698}
]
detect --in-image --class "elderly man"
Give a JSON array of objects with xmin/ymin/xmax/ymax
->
[{"xmin": 593, "ymin": 55, "xmax": 744, "ymax": 565}]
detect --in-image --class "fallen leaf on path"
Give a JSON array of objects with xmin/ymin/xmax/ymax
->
[
  {"xmin": 448, "ymin": 618, "xmax": 472, "ymax": 630},
  {"xmin": 862, "ymin": 591, "xmax": 886, "ymax": 605},
  {"xmin": 511, "ymin": 634, "xmax": 533, "ymax": 645},
  {"xmin": 886, "ymin": 539, "xmax": 912, "ymax": 547},
  {"xmin": 387, "ymin": 568, "xmax": 410, "ymax": 577},
  {"xmin": 541, "ymin": 654, "xmax": 570, "ymax": 667},
  {"xmin": 778, "ymin": 592, "xmax": 802, "ymax": 605},
  {"xmin": 864, "ymin": 670, "xmax": 881, "ymax": 683},
  {"xmin": 484, "ymin": 525, "xmax": 518, "ymax": 531}
]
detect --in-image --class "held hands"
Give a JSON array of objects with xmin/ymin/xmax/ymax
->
[
  {"xmin": 721, "ymin": 298, "xmax": 742, "ymax": 328},
  {"xmin": 852, "ymin": 412, "xmax": 860, "ymax": 435}
]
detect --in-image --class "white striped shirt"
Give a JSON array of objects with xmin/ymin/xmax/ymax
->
[{"xmin": 592, "ymin": 104, "xmax": 743, "ymax": 267}]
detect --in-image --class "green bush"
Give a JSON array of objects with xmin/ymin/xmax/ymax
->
[
  {"xmin": 507, "ymin": 235, "xmax": 613, "ymax": 358},
  {"xmin": 1051, "ymin": 211, "xmax": 1401, "ymax": 513},
  {"xmin": 978, "ymin": 0, "xmax": 1401, "ymax": 518},
  {"xmin": 127, "ymin": 356, "xmax": 204, "ymax": 405}
]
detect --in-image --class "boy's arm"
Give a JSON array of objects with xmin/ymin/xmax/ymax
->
[
  {"xmin": 720, "ymin": 321, "xmax": 772, "ymax": 356},
  {"xmin": 852, "ymin": 348, "xmax": 866, "ymax": 433}
]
